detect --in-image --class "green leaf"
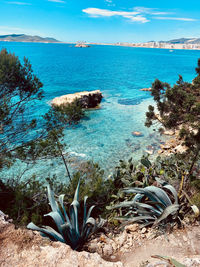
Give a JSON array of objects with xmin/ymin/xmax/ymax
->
[
  {"xmin": 44, "ymin": 211, "xmax": 65, "ymax": 235},
  {"xmin": 27, "ymin": 222, "xmax": 65, "ymax": 243},
  {"xmin": 154, "ymin": 204, "xmax": 179, "ymax": 225},
  {"xmin": 141, "ymin": 158, "xmax": 152, "ymax": 168},
  {"xmin": 151, "ymin": 255, "xmax": 186, "ymax": 267}
]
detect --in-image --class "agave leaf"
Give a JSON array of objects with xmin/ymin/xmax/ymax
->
[
  {"xmin": 134, "ymin": 202, "xmax": 162, "ymax": 215},
  {"xmin": 163, "ymin": 184, "xmax": 178, "ymax": 204},
  {"xmin": 145, "ymin": 201, "xmax": 165, "ymax": 209},
  {"xmin": 47, "ymin": 184, "xmax": 59, "ymax": 213},
  {"xmin": 70, "ymin": 181, "xmax": 81, "ymax": 236},
  {"xmin": 144, "ymin": 186, "xmax": 172, "ymax": 207},
  {"xmin": 154, "ymin": 204, "xmax": 179, "ymax": 225},
  {"xmin": 110, "ymin": 200, "xmax": 136, "ymax": 209},
  {"xmin": 47, "ymin": 185, "xmax": 65, "ymax": 221},
  {"xmin": 135, "ymin": 208, "xmax": 156, "ymax": 216},
  {"xmin": 129, "ymin": 188, "xmax": 164, "ymax": 211},
  {"xmin": 191, "ymin": 205, "xmax": 200, "ymax": 217},
  {"xmin": 86, "ymin": 217, "xmax": 96, "ymax": 225},
  {"xmin": 97, "ymin": 217, "xmax": 106, "ymax": 229},
  {"xmin": 44, "ymin": 211, "xmax": 65, "ymax": 235},
  {"xmin": 83, "ymin": 224, "xmax": 93, "ymax": 240},
  {"xmin": 125, "ymin": 187, "xmax": 161, "ymax": 203},
  {"xmin": 59, "ymin": 194, "xmax": 71, "ymax": 226},
  {"xmin": 27, "ymin": 222, "xmax": 65, "ymax": 243},
  {"xmin": 83, "ymin": 196, "xmax": 88, "ymax": 225},
  {"xmin": 133, "ymin": 193, "xmax": 143, "ymax": 202},
  {"xmin": 73, "ymin": 179, "xmax": 80, "ymax": 202},
  {"xmin": 86, "ymin": 205, "xmax": 95, "ymax": 222},
  {"xmin": 70, "ymin": 204, "xmax": 80, "ymax": 237},
  {"xmin": 61, "ymin": 223, "xmax": 73, "ymax": 244}
]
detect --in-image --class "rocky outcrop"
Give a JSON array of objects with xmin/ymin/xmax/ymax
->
[
  {"xmin": 140, "ymin": 87, "xmax": 151, "ymax": 91},
  {"xmin": 0, "ymin": 212, "xmax": 122, "ymax": 267},
  {"xmin": 75, "ymin": 44, "xmax": 90, "ymax": 48},
  {"xmin": 51, "ymin": 90, "xmax": 103, "ymax": 108}
]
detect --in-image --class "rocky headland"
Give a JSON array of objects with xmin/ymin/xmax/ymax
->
[{"xmin": 51, "ymin": 90, "xmax": 103, "ymax": 108}]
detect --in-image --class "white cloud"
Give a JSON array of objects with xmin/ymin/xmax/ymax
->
[
  {"xmin": 82, "ymin": 8, "xmax": 149, "ymax": 23},
  {"xmin": 105, "ymin": 0, "xmax": 115, "ymax": 6},
  {"xmin": 83, "ymin": 8, "xmax": 139, "ymax": 17},
  {"xmin": 83, "ymin": 7, "xmax": 196, "ymax": 24},
  {"xmin": 48, "ymin": 0, "xmax": 65, "ymax": 3},
  {"xmin": 155, "ymin": 17, "xmax": 197, "ymax": 21},
  {"xmin": 124, "ymin": 15, "xmax": 149, "ymax": 23},
  {"xmin": 133, "ymin": 7, "xmax": 171, "ymax": 15},
  {"xmin": 6, "ymin": 1, "xmax": 31, "ymax": 5}
]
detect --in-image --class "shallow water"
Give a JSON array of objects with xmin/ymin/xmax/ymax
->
[{"xmin": 1, "ymin": 42, "xmax": 200, "ymax": 179}]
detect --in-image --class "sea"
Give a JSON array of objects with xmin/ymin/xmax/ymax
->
[{"xmin": 1, "ymin": 42, "xmax": 200, "ymax": 181}]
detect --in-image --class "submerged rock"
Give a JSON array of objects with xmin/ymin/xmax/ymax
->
[
  {"xmin": 118, "ymin": 98, "xmax": 142, "ymax": 105},
  {"xmin": 132, "ymin": 131, "xmax": 143, "ymax": 137},
  {"xmin": 51, "ymin": 90, "xmax": 103, "ymax": 108}
]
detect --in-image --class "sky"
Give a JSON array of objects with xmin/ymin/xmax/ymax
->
[{"xmin": 0, "ymin": 0, "xmax": 200, "ymax": 43}]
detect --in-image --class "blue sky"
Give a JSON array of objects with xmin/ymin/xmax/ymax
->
[{"xmin": 0, "ymin": 0, "xmax": 200, "ymax": 42}]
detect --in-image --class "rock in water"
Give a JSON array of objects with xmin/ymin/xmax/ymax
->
[
  {"xmin": 51, "ymin": 90, "xmax": 103, "ymax": 108},
  {"xmin": 132, "ymin": 131, "xmax": 143, "ymax": 137}
]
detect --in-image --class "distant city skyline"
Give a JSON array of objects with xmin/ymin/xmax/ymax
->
[{"xmin": 0, "ymin": 0, "xmax": 199, "ymax": 43}]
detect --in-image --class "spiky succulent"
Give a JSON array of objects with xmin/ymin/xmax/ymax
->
[
  {"xmin": 27, "ymin": 180, "xmax": 105, "ymax": 250},
  {"xmin": 107, "ymin": 178, "xmax": 180, "ymax": 227}
]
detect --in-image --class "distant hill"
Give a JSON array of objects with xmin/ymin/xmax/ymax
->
[
  {"xmin": 0, "ymin": 34, "xmax": 61, "ymax": 43},
  {"xmin": 166, "ymin": 38, "xmax": 200, "ymax": 44}
]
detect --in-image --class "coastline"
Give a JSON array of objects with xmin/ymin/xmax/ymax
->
[{"xmin": 1, "ymin": 40, "xmax": 200, "ymax": 51}]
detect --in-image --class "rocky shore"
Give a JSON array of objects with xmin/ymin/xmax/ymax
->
[
  {"xmin": 51, "ymin": 90, "xmax": 103, "ymax": 108},
  {"xmin": 1, "ymin": 211, "xmax": 200, "ymax": 267},
  {"xmin": 158, "ymin": 129, "xmax": 187, "ymax": 156}
]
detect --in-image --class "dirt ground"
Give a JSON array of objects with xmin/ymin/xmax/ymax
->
[{"xmin": 121, "ymin": 225, "xmax": 200, "ymax": 266}]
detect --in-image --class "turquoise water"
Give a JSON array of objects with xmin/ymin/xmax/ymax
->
[{"xmin": 1, "ymin": 42, "xmax": 200, "ymax": 179}]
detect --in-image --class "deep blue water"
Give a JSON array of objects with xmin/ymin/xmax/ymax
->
[{"xmin": 1, "ymin": 42, "xmax": 200, "ymax": 179}]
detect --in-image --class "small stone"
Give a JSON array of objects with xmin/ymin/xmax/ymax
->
[
  {"xmin": 146, "ymin": 232, "xmax": 153, "ymax": 239},
  {"xmin": 141, "ymin": 227, "xmax": 147, "ymax": 234},
  {"xmin": 103, "ymin": 244, "xmax": 113, "ymax": 256},
  {"xmin": 125, "ymin": 224, "xmax": 138, "ymax": 233},
  {"xmin": 132, "ymin": 131, "xmax": 143, "ymax": 137},
  {"xmin": 111, "ymin": 242, "xmax": 117, "ymax": 251},
  {"xmin": 183, "ymin": 235, "xmax": 188, "ymax": 242},
  {"xmin": 116, "ymin": 231, "xmax": 127, "ymax": 247}
]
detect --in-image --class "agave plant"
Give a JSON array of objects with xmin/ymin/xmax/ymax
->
[
  {"xmin": 107, "ymin": 178, "xmax": 180, "ymax": 227},
  {"xmin": 27, "ymin": 180, "xmax": 105, "ymax": 250}
]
